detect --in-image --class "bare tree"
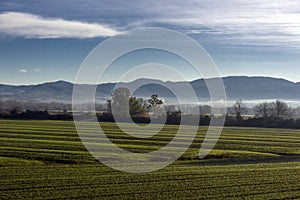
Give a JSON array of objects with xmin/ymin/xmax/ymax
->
[
  {"xmin": 254, "ymin": 102, "xmax": 271, "ymax": 118},
  {"xmin": 231, "ymin": 100, "xmax": 247, "ymax": 121},
  {"xmin": 269, "ymin": 100, "xmax": 294, "ymax": 119},
  {"xmin": 147, "ymin": 94, "xmax": 164, "ymax": 118}
]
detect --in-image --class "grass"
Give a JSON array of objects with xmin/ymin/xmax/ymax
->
[
  {"xmin": 0, "ymin": 120, "xmax": 299, "ymax": 199},
  {"xmin": 0, "ymin": 156, "xmax": 44, "ymax": 166}
]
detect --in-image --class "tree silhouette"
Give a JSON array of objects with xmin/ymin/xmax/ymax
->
[
  {"xmin": 147, "ymin": 94, "xmax": 164, "ymax": 118},
  {"xmin": 231, "ymin": 100, "xmax": 247, "ymax": 122},
  {"xmin": 254, "ymin": 102, "xmax": 271, "ymax": 118},
  {"xmin": 110, "ymin": 87, "xmax": 146, "ymax": 118},
  {"xmin": 269, "ymin": 100, "xmax": 294, "ymax": 120}
]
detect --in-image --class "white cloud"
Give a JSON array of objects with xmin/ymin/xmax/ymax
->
[
  {"xmin": 130, "ymin": 0, "xmax": 300, "ymax": 49},
  {"xmin": 19, "ymin": 69, "xmax": 28, "ymax": 73},
  {"xmin": 33, "ymin": 68, "xmax": 42, "ymax": 72},
  {"xmin": 0, "ymin": 12, "xmax": 121, "ymax": 38}
]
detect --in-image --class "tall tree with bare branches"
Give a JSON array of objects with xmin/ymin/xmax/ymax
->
[{"xmin": 231, "ymin": 100, "xmax": 247, "ymax": 122}]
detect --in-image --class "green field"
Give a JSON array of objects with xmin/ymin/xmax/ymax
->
[{"xmin": 0, "ymin": 120, "xmax": 299, "ymax": 199}]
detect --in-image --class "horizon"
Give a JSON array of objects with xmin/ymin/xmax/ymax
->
[{"xmin": 1, "ymin": 75, "xmax": 300, "ymax": 86}]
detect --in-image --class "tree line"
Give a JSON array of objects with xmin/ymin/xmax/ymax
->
[
  {"xmin": 97, "ymin": 87, "xmax": 300, "ymax": 128},
  {"xmin": 1, "ymin": 87, "xmax": 300, "ymax": 128},
  {"xmin": 226, "ymin": 99, "xmax": 300, "ymax": 128}
]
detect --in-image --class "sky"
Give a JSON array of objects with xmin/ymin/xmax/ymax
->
[{"xmin": 0, "ymin": 0, "xmax": 300, "ymax": 85}]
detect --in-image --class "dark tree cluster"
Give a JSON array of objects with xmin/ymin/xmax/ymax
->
[
  {"xmin": 106, "ymin": 87, "xmax": 147, "ymax": 118},
  {"xmin": 254, "ymin": 100, "xmax": 294, "ymax": 120},
  {"xmin": 226, "ymin": 100, "xmax": 298, "ymax": 128},
  {"xmin": 229, "ymin": 100, "xmax": 294, "ymax": 121}
]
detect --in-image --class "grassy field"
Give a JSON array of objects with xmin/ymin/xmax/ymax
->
[{"xmin": 0, "ymin": 120, "xmax": 299, "ymax": 199}]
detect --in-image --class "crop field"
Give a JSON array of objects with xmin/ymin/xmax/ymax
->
[{"xmin": 0, "ymin": 120, "xmax": 300, "ymax": 199}]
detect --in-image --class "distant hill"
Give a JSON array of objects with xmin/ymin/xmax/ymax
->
[{"xmin": 1, "ymin": 76, "xmax": 300, "ymax": 103}]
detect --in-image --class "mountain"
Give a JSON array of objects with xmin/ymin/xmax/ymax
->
[{"xmin": 1, "ymin": 76, "xmax": 300, "ymax": 103}]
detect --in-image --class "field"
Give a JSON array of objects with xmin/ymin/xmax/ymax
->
[{"xmin": 0, "ymin": 120, "xmax": 300, "ymax": 199}]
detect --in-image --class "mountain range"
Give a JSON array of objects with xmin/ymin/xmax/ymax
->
[{"xmin": 1, "ymin": 76, "xmax": 300, "ymax": 103}]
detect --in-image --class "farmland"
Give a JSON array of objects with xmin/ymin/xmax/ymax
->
[{"xmin": 0, "ymin": 120, "xmax": 300, "ymax": 199}]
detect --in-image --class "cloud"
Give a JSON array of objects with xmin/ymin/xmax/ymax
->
[
  {"xmin": 19, "ymin": 69, "xmax": 28, "ymax": 73},
  {"xmin": 0, "ymin": 1, "xmax": 299, "ymax": 49},
  {"xmin": 33, "ymin": 68, "xmax": 42, "ymax": 72},
  {"xmin": 0, "ymin": 12, "xmax": 121, "ymax": 38},
  {"xmin": 121, "ymin": 0, "xmax": 300, "ymax": 49}
]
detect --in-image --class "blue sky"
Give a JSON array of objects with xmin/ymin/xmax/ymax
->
[{"xmin": 0, "ymin": 0, "xmax": 300, "ymax": 85}]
